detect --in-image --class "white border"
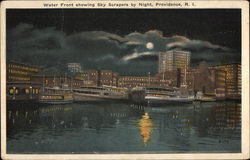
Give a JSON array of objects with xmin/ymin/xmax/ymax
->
[{"xmin": 1, "ymin": 1, "xmax": 249, "ymax": 160}]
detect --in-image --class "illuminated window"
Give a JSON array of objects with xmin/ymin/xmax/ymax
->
[
  {"xmin": 25, "ymin": 89, "xmax": 30, "ymax": 94},
  {"xmin": 9, "ymin": 89, "xmax": 14, "ymax": 94}
]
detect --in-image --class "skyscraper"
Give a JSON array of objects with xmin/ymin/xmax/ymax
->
[
  {"xmin": 210, "ymin": 63, "xmax": 241, "ymax": 99},
  {"xmin": 158, "ymin": 50, "xmax": 191, "ymax": 73}
]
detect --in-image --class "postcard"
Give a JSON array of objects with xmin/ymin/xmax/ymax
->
[{"xmin": 1, "ymin": 0, "xmax": 249, "ymax": 160}]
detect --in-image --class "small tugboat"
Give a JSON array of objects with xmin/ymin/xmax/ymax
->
[{"xmin": 39, "ymin": 86, "xmax": 74, "ymax": 105}]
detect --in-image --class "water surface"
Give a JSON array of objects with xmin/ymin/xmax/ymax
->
[{"xmin": 7, "ymin": 101, "xmax": 241, "ymax": 153}]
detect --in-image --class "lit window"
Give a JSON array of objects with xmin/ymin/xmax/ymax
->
[
  {"xmin": 9, "ymin": 89, "xmax": 14, "ymax": 94},
  {"xmin": 25, "ymin": 89, "xmax": 30, "ymax": 94}
]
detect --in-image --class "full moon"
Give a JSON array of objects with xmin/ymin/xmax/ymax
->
[{"xmin": 146, "ymin": 42, "xmax": 154, "ymax": 50}]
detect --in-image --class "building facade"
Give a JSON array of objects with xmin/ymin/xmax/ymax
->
[
  {"xmin": 192, "ymin": 62, "xmax": 216, "ymax": 95},
  {"xmin": 210, "ymin": 63, "xmax": 241, "ymax": 99},
  {"xmin": 6, "ymin": 61, "xmax": 41, "ymax": 101},
  {"xmin": 214, "ymin": 69, "xmax": 227, "ymax": 99},
  {"xmin": 67, "ymin": 63, "xmax": 82, "ymax": 73},
  {"xmin": 100, "ymin": 70, "xmax": 114, "ymax": 86},
  {"xmin": 7, "ymin": 61, "xmax": 40, "ymax": 82},
  {"xmin": 158, "ymin": 50, "xmax": 191, "ymax": 73},
  {"xmin": 31, "ymin": 75, "xmax": 83, "ymax": 89},
  {"xmin": 118, "ymin": 76, "xmax": 159, "ymax": 88},
  {"xmin": 154, "ymin": 70, "xmax": 179, "ymax": 88},
  {"xmin": 82, "ymin": 70, "xmax": 99, "ymax": 86},
  {"xmin": 81, "ymin": 69, "xmax": 119, "ymax": 87}
]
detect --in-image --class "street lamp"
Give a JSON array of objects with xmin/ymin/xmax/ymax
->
[
  {"xmin": 30, "ymin": 86, "xmax": 32, "ymax": 99},
  {"xmin": 13, "ymin": 86, "xmax": 16, "ymax": 100},
  {"xmin": 148, "ymin": 72, "xmax": 151, "ymax": 87}
]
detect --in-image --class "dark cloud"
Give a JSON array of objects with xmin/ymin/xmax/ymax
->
[
  {"xmin": 120, "ymin": 33, "xmax": 240, "ymax": 66},
  {"xmin": 7, "ymin": 23, "xmax": 240, "ymax": 76}
]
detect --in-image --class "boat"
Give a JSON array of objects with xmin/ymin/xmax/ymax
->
[
  {"xmin": 39, "ymin": 86, "xmax": 74, "ymax": 105},
  {"xmin": 144, "ymin": 68, "xmax": 195, "ymax": 105},
  {"xmin": 144, "ymin": 87, "xmax": 195, "ymax": 105},
  {"xmin": 129, "ymin": 87, "xmax": 146, "ymax": 104},
  {"xmin": 73, "ymin": 85, "xmax": 129, "ymax": 102}
]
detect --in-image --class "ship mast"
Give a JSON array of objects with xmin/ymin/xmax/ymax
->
[
  {"xmin": 53, "ymin": 75, "xmax": 56, "ymax": 86},
  {"xmin": 42, "ymin": 74, "xmax": 45, "ymax": 93},
  {"xmin": 183, "ymin": 68, "xmax": 187, "ymax": 86}
]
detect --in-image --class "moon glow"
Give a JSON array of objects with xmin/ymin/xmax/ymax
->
[{"xmin": 146, "ymin": 42, "xmax": 154, "ymax": 50}]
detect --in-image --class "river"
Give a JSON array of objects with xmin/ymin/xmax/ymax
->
[{"xmin": 7, "ymin": 101, "xmax": 241, "ymax": 153}]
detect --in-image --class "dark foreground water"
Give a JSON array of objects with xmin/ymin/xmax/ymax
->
[{"xmin": 7, "ymin": 101, "xmax": 241, "ymax": 153}]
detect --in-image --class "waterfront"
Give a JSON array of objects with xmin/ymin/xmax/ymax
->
[{"xmin": 7, "ymin": 101, "xmax": 241, "ymax": 153}]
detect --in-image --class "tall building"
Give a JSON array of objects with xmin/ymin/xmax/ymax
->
[
  {"xmin": 158, "ymin": 50, "xmax": 191, "ymax": 73},
  {"xmin": 214, "ymin": 69, "xmax": 226, "ymax": 99},
  {"xmin": 67, "ymin": 63, "xmax": 82, "ymax": 73},
  {"xmin": 192, "ymin": 62, "xmax": 216, "ymax": 95},
  {"xmin": 210, "ymin": 63, "xmax": 241, "ymax": 99}
]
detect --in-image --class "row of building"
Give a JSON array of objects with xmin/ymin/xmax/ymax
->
[
  {"xmin": 71, "ymin": 62, "xmax": 240, "ymax": 99},
  {"xmin": 6, "ymin": 50, "xmax": 241, "ymax": 100}
]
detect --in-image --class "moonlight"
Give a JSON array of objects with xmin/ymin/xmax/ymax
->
[{"xmin": 146, "ymin": 42, "xmax": 154, "ymax": 50}]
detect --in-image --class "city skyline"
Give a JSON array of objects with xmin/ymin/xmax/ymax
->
[
  {"xmin": 3, "ymin": 2, "xmax": 245, "ymax": 156},
  {"xmin": 7, "ymin": 9, "xmax": 241, "ymax": 76}
]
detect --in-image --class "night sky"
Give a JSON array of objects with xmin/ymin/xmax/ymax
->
[{"xmin": 6, "ymin": 9, "xmax": 241, "ymax": 75}]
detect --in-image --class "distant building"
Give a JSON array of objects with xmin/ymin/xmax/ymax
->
[
  {"xmin": 82, "ymin": 69, "xmax": 119, "ymax": 86},
  {"xmin": 154, "ymin": 70, "xmax": 179, "ymax": 87},
  {"xmin": 118, "ymin": 76, "xmax": 159, "ymax": 88},
  {"xmin": 82, "ymin": 70, "xmax": 99, "ymax": 86},
  {"xmin": 67, "ymin": 63, "xmax": 82, "ymax": 73},
  {"xmin": 118, "ymin": 70, "xmax": 182, "ymax": 89},
  {"xmin": 179, "ymin": 62, "xmax": 241, "ymax": 99},
  {"xmin": 179, "ymin": 62, "xmax": 226, "ymax": 98},
  {"xmin": 158, "ymin": 50, "xmax": 191, "ymax": 73},
  {"xmin": 31, "ymin": 75, "xmax": 83, "ymax": 89}
]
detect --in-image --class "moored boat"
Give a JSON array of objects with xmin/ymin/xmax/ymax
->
[
  {"xmin": 39, "ymin": 86, "xmax": 74, "ymax": 105},
  {"xmin": 144, "ymin": 87, "xmax": 195, "ymax": 105},
  {"xmin": 73, "ymin": 86, "xmax": 129, "ymax": 102}
]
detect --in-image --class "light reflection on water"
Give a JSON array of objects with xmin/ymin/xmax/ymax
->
[{"xmin": 7, "ymin": 101, "xmax": 241, "ymax": 153}]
